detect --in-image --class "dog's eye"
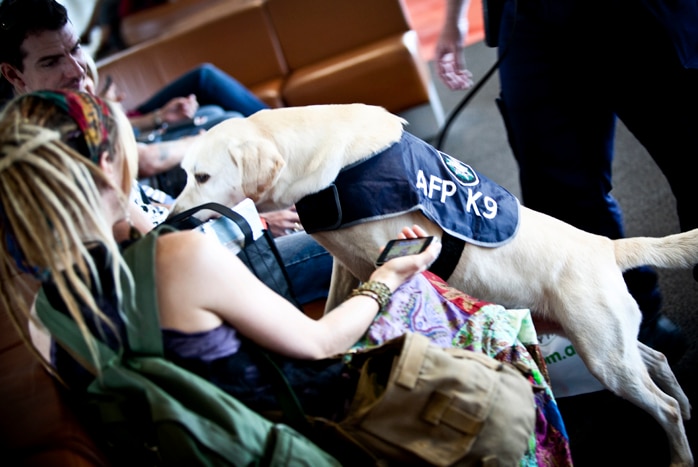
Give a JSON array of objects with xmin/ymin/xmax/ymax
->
[{"xmin": 195, "ymin": 173, "xmax": 210, "ymax": 184}]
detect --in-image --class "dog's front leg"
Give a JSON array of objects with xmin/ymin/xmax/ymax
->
[{"xmin": 325, "ymin": 260, "xmax": 360, "ymax": 313}]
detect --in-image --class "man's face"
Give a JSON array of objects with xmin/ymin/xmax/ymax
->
[{"xmin": 1, "ymin": 22, "xmax": 87, "ymax": 94}]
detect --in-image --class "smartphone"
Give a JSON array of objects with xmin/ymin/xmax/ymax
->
[{"xmin": 375, "ymin": 236, "xmax": 434, "ymax": 266}]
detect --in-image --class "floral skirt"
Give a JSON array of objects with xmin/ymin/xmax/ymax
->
[{"xmin": 351, "ymin": 271, "xmax": 573, "ymax": 467}]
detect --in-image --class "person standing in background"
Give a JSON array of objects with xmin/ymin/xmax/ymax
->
[{"xmin": 435, "ymin": 0, "xmax": 698, "ymax": 464}]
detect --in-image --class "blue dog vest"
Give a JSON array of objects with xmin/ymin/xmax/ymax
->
[{"xmin": 296, "ymin": 131, "xmax": 520, "ymax": 247}]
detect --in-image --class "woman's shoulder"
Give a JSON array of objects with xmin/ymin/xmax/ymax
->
[
  {"xmin": 156, "ymin": 228, "xmax": 220, "ymax": 254},
  {"xmin": 153, "ymin": 228, "xmax": 238, "ymax": 272}
]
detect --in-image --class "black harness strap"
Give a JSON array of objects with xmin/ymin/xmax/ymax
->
[{"xmin": 428, "ymin": 232, "xmax": 465, "ymax": 281}]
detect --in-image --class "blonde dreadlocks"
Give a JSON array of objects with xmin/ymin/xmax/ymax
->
[{"xmin": 0, "ymin": 90, "xmax": 137, "ymax": 376}]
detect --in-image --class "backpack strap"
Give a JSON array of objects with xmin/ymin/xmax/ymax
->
[
  {"xmin": 37, "ymin": 227, "xmax": 177, "ymax": 367},
  {"xmin": 120, "ymin": 225, "xmax": 178, "ymax": 356},
  {"xmin": 40, "ymin": 226, "xmax": 310, "ymax": 424},
  {"xmin": 36, "ymin": 288, "xmax": 118, "ymax": 375}
]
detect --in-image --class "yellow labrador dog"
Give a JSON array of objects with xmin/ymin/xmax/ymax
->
[{"xmin": 172, "ymin": 104, "xmax": 695, "ymax": 466}]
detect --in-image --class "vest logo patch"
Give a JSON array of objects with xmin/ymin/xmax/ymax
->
[{"xmin": 440, "ymin": 153, "xmax": 479, "ymax": 186}]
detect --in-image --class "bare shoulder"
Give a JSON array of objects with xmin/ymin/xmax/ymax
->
[{"xmin": 155, "ymin": 230, "xmax": 230, "ymax": 269}]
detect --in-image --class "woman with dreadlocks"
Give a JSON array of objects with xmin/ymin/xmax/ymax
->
[
  {"xmin": 0, "ymin": 89, "xmax": 440, "ymax": 410},
  {"xmin": 0, "ymin": 90, "xmax": 571, "ymax": 466}
]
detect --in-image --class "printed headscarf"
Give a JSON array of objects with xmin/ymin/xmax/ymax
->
[
  {"xmin": 32, "ymin": 90, "xmax": 113, "ymax": 163},
  {"xmin": 0, "ymin": 90, "xmax": 113, "ymax": 277}
]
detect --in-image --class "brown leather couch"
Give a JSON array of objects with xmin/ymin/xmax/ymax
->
[
  {"xmin": 96, "ymin": 0, "xmax": 443, "ymax": 138},
  {"xmin": 118, "ymin": 0, "xmax": 233, "ymax": 47},
  {"xmin": 1, "ymin": 273, "xmax": 110, "ymax": 466}
]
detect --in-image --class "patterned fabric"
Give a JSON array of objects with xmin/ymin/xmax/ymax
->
[
  {"xmin": 352, "ymin": 271, "xmax": 573, "ymax": 467},
  {"xmin": 33, "ymin": 90, "xmax": 112, "ymax": 163},
  {"xmin": 130, "ymin": 182, "xmax": 170, "ymax": 226},
  {"xmin": 139, "ymin": 182, "xmax": 175, "ymax": 205}
]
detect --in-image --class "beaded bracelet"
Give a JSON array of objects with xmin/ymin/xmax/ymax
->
[{"xmin": 349, "ymin": 281, "xmax": 392, "ymax": 310}]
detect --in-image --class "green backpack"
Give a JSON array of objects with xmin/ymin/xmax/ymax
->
[{"xmin": 36, "ymin": 226, "xmax": 340, "ymax": 466}]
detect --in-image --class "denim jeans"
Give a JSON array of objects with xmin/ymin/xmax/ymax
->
[
  {"xmin": 135, "ymin": 63, "xmax": 267, "ymax": 117},
  {"xmin": 274, "ymin": 232, "xmax": 332, "ymax": 305},
  {"xmin": 156, "ymin": 105, "xmax": 243, "ymax": 142}
]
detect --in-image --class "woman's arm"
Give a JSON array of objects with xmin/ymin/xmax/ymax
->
[{"xmin": 155, "ymin": 229, "xmax": 440, "ymax": 360}]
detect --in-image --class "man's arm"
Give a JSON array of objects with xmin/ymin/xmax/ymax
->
[
  {"xmin": 130, "ymin": 95, "xmax": 199, "ymax": 132},
  {"xmin": 137, "ymin": 135, "xmax": 200, "ymax": 178},
  {"xmin": 129, "ymin": 109, "xmax": 165, "ymax": 132}
]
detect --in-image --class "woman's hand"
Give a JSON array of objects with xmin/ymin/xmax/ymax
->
[
  {"xmin": 397, "ymin": 224, "xmax": 431, "ymax": 240},
  {"xmin": 368, "ymin": 225, "xmax": 441, "ymax": 292}
]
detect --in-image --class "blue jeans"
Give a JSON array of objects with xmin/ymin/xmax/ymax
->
[
  {"xmin": 136, "ymin": 63, "xmax": 268, "ymax": 117},
  {"xmin": 496, "ymin": 0, "xmax": 698, "ymax": 319},
  {"xmin": 275, "ymin": 232, "xmax": 332, "ymax": 305}
]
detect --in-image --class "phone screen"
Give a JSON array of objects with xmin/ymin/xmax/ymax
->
[{"xmin": 375, "ymin": 237, "xmax": 433, "ymax": 266}]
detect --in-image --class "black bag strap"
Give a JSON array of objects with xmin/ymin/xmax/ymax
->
[
  {"xmin": 162, "ymin": 202, "xmax": 301, "ymax": 308},
  {"xmin": 163, "ymin": 202, "xmax": 254, "ymax": 246}
]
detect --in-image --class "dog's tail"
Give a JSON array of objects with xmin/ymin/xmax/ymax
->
[{"xmin": 614, "ymin": 229, "xmax": 698, "ymax": 272}]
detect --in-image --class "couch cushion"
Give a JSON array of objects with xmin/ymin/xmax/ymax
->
[
  {"xmin": 120, "ymin": 0, "xmax": 229, "ymax": 46},
  {"xmin": 282, "ymin": 32, "xmax": 431, "ymax": 113},
  {"xmin": 97, "ymin": 0, "xmax": 286, "ymax": 111},
  {"xmin": 265, "ymin": 0, "xmax": 411, "ymax": 70}
]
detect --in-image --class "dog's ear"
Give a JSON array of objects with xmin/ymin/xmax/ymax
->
[{"xmin": 228, "ymin": 139, "xmax": 285, "ymax": 201}]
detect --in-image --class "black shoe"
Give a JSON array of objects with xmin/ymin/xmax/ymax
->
[{"xmin": 638, "ymin": 313, "xmax": 688, "ymax": 366}]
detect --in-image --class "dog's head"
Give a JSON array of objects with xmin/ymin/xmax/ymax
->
[{"xmin": 171, "ymin": 118, "xmax": 285, "ymax": 218}]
